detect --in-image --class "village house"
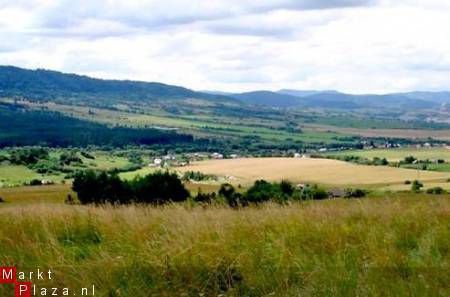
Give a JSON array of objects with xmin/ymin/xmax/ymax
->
[{"xmin": 211, "ymin": 152, "xmax": 224, "ymax": 159}]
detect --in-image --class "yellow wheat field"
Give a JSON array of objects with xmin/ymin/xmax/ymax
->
[{"xmin": 179, "ymin": 157, "xmax": 450, "ymax": 186}]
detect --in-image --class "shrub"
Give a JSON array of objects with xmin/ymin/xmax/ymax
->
[
  {"xmin": 245, "ymin": 180, "xmax": 279, "ymax": 203},
  {"xmin": 279, "ymin": 180, "xmax": 294, "ymax": 196},
  {"xmin": 372, "ymin": 157, "xmax": 389, "ymax": 166},
  {"xmin": 344, "ymin": 188, "xmax": 367, "ymax": 198},
  {"xmin": 194, "ymin": 190, "xmax": 216, "ymax": 204},
  {"xmin": 31, "ymin": 159, "xmax": 62, "ymax": 174},
  {"xmin": 403, "ymin": 156, "xmax": 417, "ymax": 164},
  {"xmin": 426, "ymin": 187, "xmax": 446, "ymax": 195},
  {"xmin": 80, "ymin": 151, "xmax": 95, "ymax": 159},
  {"xmin": 65, "ymin": 194, "xmax": 76, "ymax": 205},
  {"xmin": 29, "ymin": 179, "xmax": 42, "ymax": 186},
  {"xmin": 219, "ymin": 183, "xmax": 239, "ymax": 207},
  {"xmin": 60, "ymin": 151, "xmax": 82, "ymax": 165},
  {"xmin": 127, "ymin": 152, "xmax": 143, "ymax": 165},
  {"xmin": 182, "ymin": 171, "xmax": 217, "ymax": 182},
  {"xmin": 305, "ymin": 185, "xmax": 329, "ymax": 200},
  {"xmin": 411, "ymin": 180, "xmax": 423, "ymax": 192}
]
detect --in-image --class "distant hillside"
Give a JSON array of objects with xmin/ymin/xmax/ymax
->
[
  {"xmin": 278, "ymin": 89, "xmax": 339, "ymax": 97},
  {"xmin": 0, "ymin": 66, "xmax": 238, "ymax": 106},
  {"xmin": 227, "ymin": 89, "xmax": 445, "ymax": 110},
  {"xmin": 394, "ymin": 91, "xmax": 450, "ymax": 103},
  {"xmin": 231, "ymin": 91, "xmax": 302, "ymax": 108}
]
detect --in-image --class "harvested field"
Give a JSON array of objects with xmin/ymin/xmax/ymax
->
[{"xmin": 179, "ymin": 157, "xmax": 450, "ymax": 186}]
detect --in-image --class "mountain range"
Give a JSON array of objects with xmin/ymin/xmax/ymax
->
[
  {"xmin": 221, "ymin": 90, "xmax": 450, "ymax": 110},
  {"xmin": 1, "ymin": 65, "xmax": 449, "ymax": 111},
  {"xmin": 0, "ymin": 65, "xmax": 236, "ymax": 106}
]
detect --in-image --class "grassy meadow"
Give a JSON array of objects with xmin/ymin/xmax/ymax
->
[{"xmin": 0, "ymin": 195, "xmax": 449, "ymax": 296}]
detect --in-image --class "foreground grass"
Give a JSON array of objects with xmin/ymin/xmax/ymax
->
[{"xmin": 0, "ymin": 196, "xmax": 449, "ymax": 296}]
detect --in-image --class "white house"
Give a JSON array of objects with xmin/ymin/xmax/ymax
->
[{"xmin": 153, "ymin": 158, "xmax": 162, "ymax": 166}]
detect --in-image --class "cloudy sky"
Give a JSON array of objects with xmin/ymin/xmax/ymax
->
[{"xmin": 1, "ymin": 0, "xmax": 450, "ymax": 93}]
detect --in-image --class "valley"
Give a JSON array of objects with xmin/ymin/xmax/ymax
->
[{"xmin": 1, "ymin": 66, "xmax": 450, "ymax": 297}]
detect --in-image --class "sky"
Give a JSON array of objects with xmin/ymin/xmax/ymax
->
[{"xmin": 1, "ymin": 0, "xmax": 450, "ymax": 93}]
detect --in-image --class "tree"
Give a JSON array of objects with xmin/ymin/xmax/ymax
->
[
  {"xmin": 344, "ymin": 188, "xmax": 367, "ymax": 198},
  {"xmin": 219, "ymin": 183, "xmax": 239, "ymax": 207},
  {"xmin": 194, "ymin": 189, "xmax": 216, "ymax": 204},
  {"xmin": 131, "ymin": 171, "xmax": 189, "ymax": 204},
  {"xmin": 72, "ymin": 170, "xmax": 131, "ymax": 204}
]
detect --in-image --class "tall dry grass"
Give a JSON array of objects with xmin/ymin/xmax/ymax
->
[{"xmin": 0, "ymin": 195, "xmax": 449, "ymax": 296}]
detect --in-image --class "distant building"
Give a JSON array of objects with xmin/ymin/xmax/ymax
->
[
  {"xmin": 153, "ymin": 158, "xmax": 162, "ymax": 166},
  {"xmin": 211, "ymin": 152, "xmax": 224, "ymax": 159},
  {"xmin": 293, "ymin": 153, "xmax": 301, "ymax": 158}
]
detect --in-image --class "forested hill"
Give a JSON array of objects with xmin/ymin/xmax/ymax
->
[
  {"xmin": 0, "ymin": 102, "xmax": 196, "ymax": 147},
  {"xmin": 0, "ymin": 66, "xmax": 238, "ymax": 105}
]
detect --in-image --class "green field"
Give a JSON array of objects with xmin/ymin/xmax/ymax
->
[
  {"xmin": 0, "ymin": 165, "xmax": 65, "ymax": 187},
  {"xmin": 329, "ymin": 147, "xmax": 450, "ymax": 162},
  {"xmin": 119, "ymin": 166, "xmax": 157, "ymax": 180},
  {"xmin": 0, "ymin": 195, "xmax": 449, "ymax": 296},
  {"xmin": 0, "ymin": 149, "xmax": 139, "ymax": 187},
  {"xmin": 401, "ymin": 162, "xmax": 450, "ymax": 172}
]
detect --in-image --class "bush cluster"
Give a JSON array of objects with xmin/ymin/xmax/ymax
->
[
  {"xmin": 182, "ymin": 171, "xmax": 217, "ymax": 182},
  {"xmin": 322, "ymin": 155, "xmax": 388, "ymax": 166},
  {"xmin": 217, "ymin": 180, "xmax": 330, "ymax": 207},
  {"xmin": 9, "ymin": 147, "xmax": 49, "ymax": 165},
  {"xmin": 72, "ymin": 170, "xmax": 189, "ymax": 205},
  {"xmin": 73, "ymin": 172, "xmax": 370, "ymax": 207},
  {"xmin": 426, "ymin": 187, "xmax": 446, "ymax": 195}
]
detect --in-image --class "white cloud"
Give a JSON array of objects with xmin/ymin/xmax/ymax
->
[{"xmin": 0, "ymin": 0, "xmax": 449, "ymax": 93}]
